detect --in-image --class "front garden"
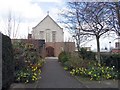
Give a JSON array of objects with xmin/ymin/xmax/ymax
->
[
  {"xmin": 13, "ymin": 41, "xmax": 45, "ymax": 83},
  {"xmin": 58, "ymin": 48, "xmax": 119, "ymax": 81}
]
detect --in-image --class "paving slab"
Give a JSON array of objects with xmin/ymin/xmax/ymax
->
[{"xmin": 45, "ymin": 57, "xmax": 58, "ymax": 59}]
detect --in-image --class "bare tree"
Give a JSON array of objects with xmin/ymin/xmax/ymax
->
[
  {"xmin": 59, "ymin": 2, "xmax": 92, "ymax": 57},
  {"xmin": 107, "ymin": 2, "xmax": 120, "ymax": 36},
  {"xmin": 5, "ymin": 10, "xmax": 20, "ymax": 39},
  {"xmin": 60, "ymin": 2, "xmax": 111, "ymax": 63},
  {"xmin": 7, "ymin": 11, "xmax": 12, "ymax": 37},
  {"xmin": 106, "ymin": 2, "xmax": 120, "ymax": 41},
  {"xmin": 79, "ymin": 2, "xmax": 112, "ymax": 63}
]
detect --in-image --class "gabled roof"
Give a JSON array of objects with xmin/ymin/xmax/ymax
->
[{"xmin": 32, "ymin": 15, "xmax": 63, "ymax": 29}]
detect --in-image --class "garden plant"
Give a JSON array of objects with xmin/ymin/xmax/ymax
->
[
  {"xmin": 58, "ymin": 51, "xmax": 119, "ymax": 81},
  {"xmin": 13, "ymin": 41, "xmax": 45, "ymax": 83}
]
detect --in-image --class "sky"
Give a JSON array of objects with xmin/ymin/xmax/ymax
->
[
  {"xmin": 0, "ymin": 0, "xmax": 118, "ymax": 51},
  {"xmin": 0, "ymin": 0, "xmax": 66, "ymax": 38}
]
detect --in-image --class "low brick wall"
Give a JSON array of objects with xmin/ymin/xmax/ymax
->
[
  {"xmin": 45, "ymin": 42, "xmax": 75, "ymax": 57},
  {"xmin": 12, "ymin": 39, "xmax": 45, "ymax": 58}
]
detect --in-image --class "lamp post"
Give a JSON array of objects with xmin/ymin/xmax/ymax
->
[{"xmin": 109, "ymin": 41, "xmax": 111, "ymax": 52}]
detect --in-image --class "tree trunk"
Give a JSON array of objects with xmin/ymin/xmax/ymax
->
[
  {"xmin": 96, "ymin": 36, "xmax": 100, "ymax": 64},
  {"xmin": 76, "ymin": 39, "xmax": 81, "ymax": 58}
]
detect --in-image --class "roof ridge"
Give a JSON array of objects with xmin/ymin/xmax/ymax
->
[{"xmin": 32, "ymin": 15, "xmax": 62, "ymax": 29}]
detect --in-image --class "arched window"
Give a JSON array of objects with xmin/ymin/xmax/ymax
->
[
  {"xmin": 52, "ymin": 31, "xmax": 56, "ymax": 42},
  {"xmin": 46, "ymin": 29, "xmax": 51, "ymax": 42}
]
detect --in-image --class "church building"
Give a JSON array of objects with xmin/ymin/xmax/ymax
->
[{"xmin": 31, "ymin": 14, "xmax": 75, "ymax": 57}]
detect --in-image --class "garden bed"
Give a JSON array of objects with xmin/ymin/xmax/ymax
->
[
  {"xmin": 13, "ymin": 41, "xmax": 45, "ymax": 83},
  {"xmin": 59, "ymin": 51, "xmax": 119, "ymax": 81}
]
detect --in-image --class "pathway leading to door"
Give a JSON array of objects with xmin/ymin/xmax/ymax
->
[
  {"xmin": 9, "ymin": 58, "xmax": 87, "ymax": 89},
  {"xmin": 35, "ymin": 58, "xmax": 86, "ymax": 88},
  {"xmin": 9, "ymin": 58, "xmax": 119, "ymax": 89}
]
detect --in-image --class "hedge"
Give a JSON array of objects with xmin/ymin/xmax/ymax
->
[
  {"xmin": 2, "ymin": 34, "xmax": 14, "ymax": 89},
  {"xmin": 101, "ymin": 53, "xmax": 120, "ymax": 71},
  {"xmin": 80, "ymin": 48, "xmax": 96, "ymax": 60}
]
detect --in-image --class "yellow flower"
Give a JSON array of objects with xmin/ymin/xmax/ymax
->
[
  {"xmin": 72, "ymin": 69, "xmax": 75, "ymax": 72},
  {"xmin": 32, "ymin": 76, "xmax": 36, "ymax": 78},
  {"xmin": 17, "ymin": 77, "xmax": 20, "ymax": 80},
  {"xmin": 34, "ymin": 73, "xmax": 37, "ymax": 76},
  {"xmin": 26, "ymin": 80, "xmax": 29, "ymax": 83},
  {"xmin": 32, "ymin": 68, "xmax": 36, "ymax": 71},
  {"xmin": 94, "ymin": 74, "xmax": 96, "ymax": 77},
  {"xmin": 88, "ymin": 72, "xmax": 91, "ymax": 75},
  {"xmin": 90, "ymin": 78, "xmax": 93, "ymax": 80},
  {"xmin": 102, "ymin": 70, "xmax": 104, "ymax": 73},
  {"xmin": 98, "ymin": 63, "xmax": 101, "ymax": 66}
]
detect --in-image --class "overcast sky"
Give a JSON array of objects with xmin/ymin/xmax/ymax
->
[
  {"xmin": 0, "ymin": 0, "xmax": 118, "ymax": 51},
  {"xmin": 0, "ymin": 0, "xmax": 66, "ymax": 38}
]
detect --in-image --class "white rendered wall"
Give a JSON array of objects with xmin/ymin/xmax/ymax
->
[{"xmin": 32, "ymin": 15, "xmax": 64, "ymax": 42}]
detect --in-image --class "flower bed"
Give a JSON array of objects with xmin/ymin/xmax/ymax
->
[
  {"xmin": 13, "ymin": 42, "xmax": 45, "ymax": 83},
  {"xmin": 70, "ymin": 63, "xmax": 118, "ymax": 81},
  {"xmin": 58, "ymin": 52, "xmax": 119, "ymax": 81}
]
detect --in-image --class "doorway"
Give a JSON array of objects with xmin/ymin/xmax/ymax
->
[{"xmin": 46, "ymin": 46, "xmax": 54, "ymax": 57}]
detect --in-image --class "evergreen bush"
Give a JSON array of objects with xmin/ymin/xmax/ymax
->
[
  {"xmin": 101, "ymin": 53, "xmax": 120, "ymax": 71},
  {"xmin": 2, "ymin": 34, "xmax": 14, "ymax": 89}
]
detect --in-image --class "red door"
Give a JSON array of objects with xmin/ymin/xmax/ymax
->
[{"xmin": 46, "ymin": 46, "xmax": 54, "ymax": 57}]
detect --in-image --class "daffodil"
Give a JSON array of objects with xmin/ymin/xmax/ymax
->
[
  {"xmin": 34, "ymin": 73, "xmax": 37, "ymax": 76},
  {"xmin": 88, "ymin": 72, "xmax": 91, "ymax": 75}
]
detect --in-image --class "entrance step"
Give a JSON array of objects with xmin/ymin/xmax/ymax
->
[{"xmin": 45, "ymin": 57, "xmax": 58, "ymax": 59}]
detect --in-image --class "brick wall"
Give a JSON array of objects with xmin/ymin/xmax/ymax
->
[
  {"xmin": 112, "ymin": 49, "xmax": 120, "ymax": 53},
  {"xmin": 12, "ymin": 39, "xmax": 45, "ymax": 58},
  {"xmin": 45, "ymin": 42, "xmax": 75, "ymax": 57},
  {"xmin": 12, "ymin": 39, "xmax": 75, "ymax": 57}
]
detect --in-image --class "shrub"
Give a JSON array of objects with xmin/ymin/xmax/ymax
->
[
  {"xmin": 2, "ymin": 34, "xmax": 14, "ymax": 89},
  {"xmin": 101, "ymin": 53, "xmax": 120, "ymax": 71},
  {"xmin": 69, "ymin": 52, "xmax": 95, "ymax": 69},
  {"xmin": 13, "ymin": 41, "xmax": 44, "ymax": 83},
  {"xmin": 59, "ymin": 52, "xmax": 96, "ymax": 71},
  {"xmin": 69, "ymin": 52, "xmax": 84, "ymax": 68},
  {"xmin": 80, "ymin": 48, "xmax": 96, "ymax": 60},
  {"xmin": 58, "ymin": 51, "xmax": 70, "ymax": 64},
  {"xmin": 63, "ymin": 61, "xmax": 73, "ymax": 70}
]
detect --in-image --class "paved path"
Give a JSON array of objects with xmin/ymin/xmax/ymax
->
[
  {"xmin": 9, "ymin": 58, "xmax": 118, "ymax": 89},
  {"xmin": 36, "ymin": 59, "xmax": 86, "ymax": 88}
]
